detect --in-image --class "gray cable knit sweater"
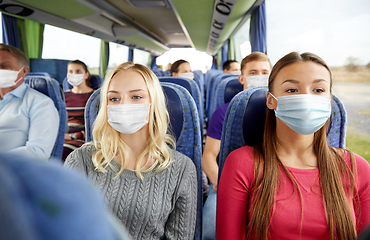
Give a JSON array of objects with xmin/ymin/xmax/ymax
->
[{"xmin": 64, "ymin": 144, "xmax": 197, "ymax": 240}]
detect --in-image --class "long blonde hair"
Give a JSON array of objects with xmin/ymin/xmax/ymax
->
[
  {"xmin": 247, "ymin": 52, "xmax": 358, "ymax": 240},
  {"xmin": 91, "ymin": 62, "xmax": 175, "ymax": 178}
]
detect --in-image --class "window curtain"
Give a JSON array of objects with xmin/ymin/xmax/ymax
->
[
  {"xmin": 250, "ymin": 0, "xmax": 267, "ymax": 54},
  {"xmin": 99, "ymin": 40, "xmax": 109, "ymax": 78},
  {"xmin": 2, "ymin": 14, "xmax": 21, "ymax": 49},
  {"xmin": 211, "ymin": 55, "xmax": 218, "ymax": 70},
  {"xmin": 228, "ymin": 36, "xmax": 236, "ymax": 60},
  {"xmin": 128, "ymin": 48, "xmax": 134, "ymax": 62},
  {"xmin": 221, "ymin": 41, "xmax": 229, "ymax": 66},
  {"xmin": 17, "ymin": 19, "xmax": 44, "ymax": 60}
]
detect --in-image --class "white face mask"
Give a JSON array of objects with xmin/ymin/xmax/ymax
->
[
  {"xmin": 246, "ymin": 75, "xmax": 269, "ymax": 88},
  {"xmin": 178, "ymin": 72, "xmax": 194, "ymax": 80},
  {"xmin": 229, "ymin": 70, "xmax": 241, "ymax": 75},
  {"xmin": 67, "ymin": 74, "xmax": 84, "ymax": 86},
  {"xmin": 107, "ymin": 103, "xmax": 151, "ymax": 135},
  {"xmin": 0, "ymin": 68, "xmax": 23, "ymax": 88}
]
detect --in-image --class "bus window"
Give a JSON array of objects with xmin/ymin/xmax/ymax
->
[
  {"xmin": 233, "ymin": 19, "xmax": 251, "ymax": 63},
  {"xmin": 42, "ymin": 25, "xmax": 100, "ymax": 74},
  {"xmin": 156, "ymin": 48, "xmax": 212, "ymax": 73},
  {"xmin": 106, "ymin": 42, "xmax": 129, "ymax": 79},
  {"xmin": 133, "ymin": 48, "xmax": 150, "ymax": 67}
]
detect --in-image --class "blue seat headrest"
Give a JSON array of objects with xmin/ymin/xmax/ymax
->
[
  {"xmin": 161, "ymin": 85, "xmax": 183, "ymax": 141},
  {"xmin": 224, "ymin": 79, "xmax": 243, "ymax": 103},
  {"xmin": 23, "ymin": 78, "xmax": 49, "ymax": 97},
  {"xmin": 242, "ymin": 88, "xmax": 268, "ymax": 146}
]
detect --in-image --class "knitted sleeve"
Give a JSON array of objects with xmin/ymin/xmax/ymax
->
[{"xmin": 164, "ymin": 152, "xmax": 197, "ymax": 239}]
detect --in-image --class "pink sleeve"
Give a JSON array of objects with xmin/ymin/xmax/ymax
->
[
  {"xmin": 352, "ymin": 153, "xmax": 370, "ymax": 234},
  {"xmin": 216, "ymin": 146, "xmax": 255, "ymax": 240}
]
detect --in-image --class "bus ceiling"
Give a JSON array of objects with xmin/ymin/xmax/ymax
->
[{"xmin": 0, "ymin": 0, "xmax": 265, "ymax": 56}]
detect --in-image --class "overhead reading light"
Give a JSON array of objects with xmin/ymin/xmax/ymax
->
[
  {"xmin": 127, "ymin": 0, "xmax": 170, "ymax": 8},
  {"xmin": 0, "ymin": 4, "xmax": 34, "ymax": 17}
]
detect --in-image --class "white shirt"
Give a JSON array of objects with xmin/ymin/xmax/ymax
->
[{"xmin": 0, "ymin": 83, "xmax": 59, "ymax": 159}]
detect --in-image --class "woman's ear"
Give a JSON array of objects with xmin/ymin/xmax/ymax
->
[{"xmin": 266, "ymin": 92, "xmax": 277, "ymax": 110}]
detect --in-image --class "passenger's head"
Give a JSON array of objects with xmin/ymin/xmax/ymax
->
[
  {"xmin": 238, "ymin": 52, "xmax": 271, "ymax": 90},
  {"xmin": 223, "ymin": 60, "xmax": 240, "ymax": 74},
  {"xmin": 171, "ymin": 59, "xmax": 193, "ymax": 79},
  {"xmin": 0, "ymin": 44, "xmax": 29, "ymax": 90},
  {"xmin": 92, "ymin": 62, "xmax": 175, "ymax": 178},
  {"xmin": 265, "ymin": 51, "xmax": 332, "ymax": 140},
  {"xmin": 67, "ymin": 60, "xmax": 91, "ymax": 87}
]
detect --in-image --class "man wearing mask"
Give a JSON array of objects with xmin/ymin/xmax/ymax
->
[
  {"xmin": 202, "ymin": 52, "xmax": 271, "ymax": 240},
  {"xmin": 222, "ymin": 60, "xmax": 241, "ymax": 75},
  {"xmin": 0, "ymin": 44, "xmax": 59, "ymax": 160},
  {"xmin": 170, "ymin": 59, "xmax": 194, "ymax": 80}
]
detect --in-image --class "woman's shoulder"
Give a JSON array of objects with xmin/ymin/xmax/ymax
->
[
  {"xmin": 343, "ymin": 150, "xmax": 370, "ymax": 175},
  {"xmin": 227, "ymin": 146, "xmax": 255, "ymax": 162},
  {"xmin": 64, "ymin": 143, "xmax": 96, "ymax": 170},
  {"xmin": 223, "ymin": 146, "xmax": 255, "ymax": 173}
]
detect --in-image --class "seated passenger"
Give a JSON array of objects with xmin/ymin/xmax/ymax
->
[
  {"xmin": 0, "ymin": 43, "xmax": 59, "ymax": 160},
  {"xmin": 222, "ymin": 60, "xmax": 241, "ymax": 75},
  {"xmin": 63, "ymin": 60, "xmax": 94, "ymax": 160},
  {"xmin": 170, "ymin": 59, "xmax": 194, "ymax": 80},
  {"xmin": 64, "ymin": 62, "xmax": 197, "ymax": 239},
  {"xmin": 202, "ymin": 52, "xmax": 271, "ymax": 240},
  {"xmin": 217, "ymin": 52, "xmax": 370, "ymax": 239},
  {"xmin": 203, "ymin": 52, "xmax": 271, "ymax": 191}
]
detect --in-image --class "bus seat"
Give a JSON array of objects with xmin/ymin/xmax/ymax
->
[
  {"xmin": 26, "ymin": 72, "xmax": 51, "ymax": 77},
  {"xmin": 152, "ymin": 69, "xmax": 164, "ymax": 77},
  {"xmin": 63, "ymin": 74, "xmax": 103, "ymax": 91},
  {"xmin": 29, "ymin": 59, "xmax": 69, "ymax": 85},
  {"xmin": 23, "ymin": 76, "xmax": 67, "ymax": 161},
  {"xmin": 193, "ymin": 70, "xmax": 205, "ymax": 103},
  {"xmin": 161, "ymin": 82, "xmax": 203, "ymax": 240},
  {"xmin": 206, "ymin": 73, "xmax": 230, "ymax": 119},
  {"xmin": 0, "ymin": 151, "xmax": 131, "ymax": 240},
  {"xmin": 209, "ymin": 76, "xmax": 241, "ymax": 118},
  {"xmin": 158, "ymin": 76, "xmax": 204, "ymax": 131},
  {"xmin": 218, "ymin": 87, "xmax": 348, "ymax": 180},
  {"xmin": 84, "ymin": 89, "xmax": 101, "ymax": 143},
  {"xmin": 84, "ymin": 84, "xmax": 203, "ymax": 240}
]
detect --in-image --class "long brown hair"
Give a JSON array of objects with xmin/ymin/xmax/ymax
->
[{"xmin": 247, "ymin": 52, "xmax": 358, "ymax": 240}]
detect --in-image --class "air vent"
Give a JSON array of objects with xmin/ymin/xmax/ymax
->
[
  {"xmin": 0, "ymin": 4, "xmax": 34, "ymax": 17},
  {"xmin": 127, "ymin": 0, "xmax": 170, "ymax": 8}
]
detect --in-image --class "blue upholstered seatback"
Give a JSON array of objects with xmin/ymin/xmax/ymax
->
[
  {"xmin": 29, "ymin": 59, "xmax": 69, "ymax": 85},
  {"xmin": 193, "ymin": 70, "xmax": 205, "ymax": 104},
  {"xmin": 160, "ymin": 82, "xmax": 203, "ymax": 240},
  {"xmin": 63, "ymin": 74, "xmax": 103, "ymax": 91},
  {"xmin": 218, "ymin": 87, "xmax": 347, "ymax": 181},
  {"xmin": 205, "ymin": 70, "xmax": 223, "ymax": 119},
  {"xmin": 158, "ymin": 76, "xmax": 204, "ymax": 130},
  {"xmin": 209, "ymin": 76, "xmax": 241, "ymax": 117},
  {"xmin": 23, "ymin": 76, "xmax": 67, "ymax": 161},
  {"xmin": 84, "ymin": 84, "xmax": 203, "ymax": 240},
  {"xmin": 84, "ymin": 89, "xmax": 101, "ymax": 143}
]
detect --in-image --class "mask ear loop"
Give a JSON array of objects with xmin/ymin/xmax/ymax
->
[
  {"xmin": 268, "ymin": 92, "xmax": 278, "ymax": 113},
  {"xmin": 14, "ymin": 67, "xmax": 24, "ymax": 85}
]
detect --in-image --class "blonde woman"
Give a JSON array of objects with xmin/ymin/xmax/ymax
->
[
  {"xmin": 65, "ymin": 62, "xmax": 197, "ymax": 239},
  {"xmin": 217, "ymin": 52, "xmax": 370, "ymax": 240}
]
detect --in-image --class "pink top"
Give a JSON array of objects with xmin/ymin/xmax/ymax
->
[{"xmin": 217, "ymin": 146, "xmax": 370, "ymax": 240}]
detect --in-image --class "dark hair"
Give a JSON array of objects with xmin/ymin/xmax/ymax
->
[
  {"xmin": 0, "ymin": 43, "xmax": 28, "ymax": 68},
  {"xmin": 68, "ymin": 60, "xmax": 91, "ymax": 87},
  {"xmin": 170, "ymin": 59, "xmax": 188, "ymax": 74},
  {"xmin": 222, "ymin": 60, "xmax": 238, "ymax": 70}
]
